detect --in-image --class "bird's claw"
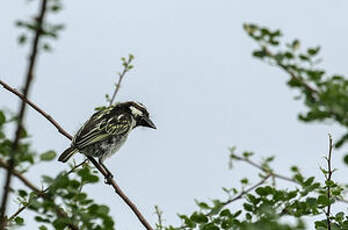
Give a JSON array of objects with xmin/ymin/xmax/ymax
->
[{"xmin": 104, "ymin": 173, "xmax": 114, "ymax": 184}]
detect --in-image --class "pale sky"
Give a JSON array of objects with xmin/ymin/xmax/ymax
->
[{"xmin": 1, "ymin": 0, "xmax": 348, "ymax": 229}]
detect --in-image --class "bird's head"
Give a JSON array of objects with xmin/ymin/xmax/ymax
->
[{"xmin": 124, "ymin": 101, "xmax": 156, "ymax": 129}]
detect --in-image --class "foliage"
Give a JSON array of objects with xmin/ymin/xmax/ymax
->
[
  {"xmin": 0, "ymin": 111, "xmax": 114, "ymax": 229},
  {"xmin": 243, "ymin": 23, "xmax": 348, "ymax": 149},
  {"xmin": 158, "ymin": 146, "xmax": 348, "ymax": 230},
  {"xmin": 16, "ymin": 0, "xmax": 65, "ymax": 52},
  {"xmin": 153, "ymin": 25, "xmax": 348, "ymax": 230}
]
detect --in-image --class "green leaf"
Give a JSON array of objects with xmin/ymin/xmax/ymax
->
[
  {"xmin": 35, "ymin": 216, "xmax": 51, "ymax": 223},
  {"xmin": 253, "ymin": 50, "xmax": 267, "ymax": 58},
  {"xmin": 53, "ymin": 175, "xmax": 69, "ymax": 188},
  {"xmin": 18, "ymin": 189, "xmax": 28, "ymax": 198},
  {"xmin": 97, "ymin": 205, "xmax": 109, "ymax": 216},
  {"xmin": 243, "ymin": 203, "xmax": 253, "ymax": 211},
  {"xmin": 190, "ymin": 212, "xmax": 208, "ymax": 223},
  {"xmin": 18, "ymin": 34, "xmax": 27, "ymax": 45},
  {"xmin": 304, "ymin": 176, "xmax": 315, "ymax": 186},
  {"xmin": 307, "ymin": 46, "xmax": 320, "ymax": 56},
  {"xmin": 51, "ymin": 4, "xmax": 61, "ymax": 12},
  {"xmin": 78, "ymin": 167, "xmax": 99, "ymax": 183},
  {"xmin": 42, "ymin": 43, "xmax": 52, "ymax": 51},
  {"xmin": 14, "ymin": 216, "xmax": 24, "ymax": 225},
  {"xmin": 343, "ymin": 154, "xmax": 348, "ymax": 166},
  {"xmin": 39, "ymin": 226, "xmax": 48, "ymax": 230},
  {"xmin": 0, "ymin": 111, "xmax": 5, "ymax": 125},
  {"xmin": 201, "ymin": 223, "xmax": 219, "ymax": 230},
  {"xmin": 19, "ymin": 127, "xmax": 28, "ymax": 138},
  {"xmin": 220, "ymin": 209, "xmax": 232, "ymax": 217},
  {"xmin": 42, "ymin": 175, "xmax": 54, "ymax": 184},
  {"xmin": 40, "ymin": 150, "xmax": 56, "ymax": 161},
  {"xmin": 317, "ymin": 195, "xmax": 330, "ymax": 206},
  {"xmin": 196, "ymin": 201, "xmax": 210, "ymax": 210},
  {"xmin": 292, "ymin": 39, "xmax": 300, "ymax": 50}
]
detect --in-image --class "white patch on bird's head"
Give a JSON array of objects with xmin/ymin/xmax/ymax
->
[{"xmin": 129, "ymin": 106, "xmax": 144, "ymax": 117}]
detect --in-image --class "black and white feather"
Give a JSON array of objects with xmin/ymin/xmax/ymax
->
[{"xmin": 58, "ymin": 101, "xmax": 156, "ymax": 164}]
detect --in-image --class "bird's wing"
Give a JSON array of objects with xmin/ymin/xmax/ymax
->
[{"xmin": 73, "ymin": 111, "xmax": 132, "ymax": 149}]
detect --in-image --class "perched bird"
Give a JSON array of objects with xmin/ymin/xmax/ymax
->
[{"xmin": 58, "ymin": 101, "xmax": 156, "ymax": 178}]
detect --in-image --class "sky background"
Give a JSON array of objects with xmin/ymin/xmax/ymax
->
[{"xmin": 1, "ymin": 0, "xmax": 348, "ymax": 229}]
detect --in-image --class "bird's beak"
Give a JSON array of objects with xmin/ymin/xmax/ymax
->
[{"xmin": 142, "ymin": 116, "xmax": 157, "ymax": 129}]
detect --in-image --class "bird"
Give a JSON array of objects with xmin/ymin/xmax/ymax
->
[{"xmin": 58, "ymin": 101, "xmax": 156, "ymax": 179}]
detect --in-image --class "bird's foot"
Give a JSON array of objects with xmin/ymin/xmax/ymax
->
[{"xmin": 104, "ymin": 173, "xmax": 114, "ymax": 184}]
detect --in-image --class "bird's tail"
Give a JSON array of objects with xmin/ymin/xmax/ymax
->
[{"xmin": 58, "ymin": 146, "xmax": 79, "ymax": 162}]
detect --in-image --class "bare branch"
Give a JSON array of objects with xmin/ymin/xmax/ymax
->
[
  {"xmin": 0, "ymin": 80, "xmax": 72, "ymax": 140},
  {"xmin": 232, "ymin": 155, "xmax": 298, "ymax": 184},
  {"xmin": 0, "ymin": 80, "xmax": 154, "ymax": 230},
  {"xmin": 0, "ymin": 0, "xmax": 48, "ymax": 227}
]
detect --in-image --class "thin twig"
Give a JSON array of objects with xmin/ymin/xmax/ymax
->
[
  {"xmin": 263, "ymin": 46, "xmax": 319, "ymax": 95},
  {"xmin": 0, "ymin": 0, "xmax": 48, "ymax": 227},
  {"xmin": 0, "ymin": 81, "xmax": 154, "ymax": 230},
  {"xmin": 234, "ymin": 153, "xmax": 348, "ymax": 205},
  {"xmin": 233, "ymin": 155, "xmax": 298, "ymax": 184},
  {"xmin": 207, "ymin": 174, "xmax": 271, "ymax": 216},
  {"xmin": 325, "ymin": 135, "xmax": 333, "ymax": 230},
  {"xmin": 109, "ymin": 70, "xmax": 126, "ymax": 106},
  {"xmin": 8, "ymin": 206, "xmax": 25, "ymax": 221},
  {"xmin": 223, "ymin": 174, "xmax": 271, "ymax": 205},
  {"xmin": 154, "ymin": 205, "xmax": 164, "ymax": 230},
  {"xmin": 109, "ymin": 55, "xmax": 134, "ymax": 106},
  {"xmin": 0, "ymin": 158, "xmax": 42, "ymax": 194},
  {"xmin": 67, "ymin": 159, "xmax": 89, "ymax": 176}
]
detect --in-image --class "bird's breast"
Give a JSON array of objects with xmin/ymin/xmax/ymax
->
[{"xmin": 100, "ymin": 135, "xmax": 128, "ymax": 160}]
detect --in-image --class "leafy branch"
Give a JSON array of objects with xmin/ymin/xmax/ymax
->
[
  {"xmin": 244, "ymin": 23, "xmax": 348, "ymax": 149},
  {"xmin": 324, "ymin": 135, "xmax": 334, "ymax": 230},
  {"xmin": 0, "ymin": 158, "xmax": 88, "ymax": 223},
  {"xmin": 107, "ymin": 54, "xmax": 134, "ymax": 106},
  {"xmin": 0, "ymin": 157, "xmax": 79, "ymax": 230}
]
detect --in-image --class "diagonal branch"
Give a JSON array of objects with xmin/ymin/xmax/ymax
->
[
  {"xmin": 0, "ymin": 0, "xmax": 48, "ymax": 227},
  {"xmin": 0, "ymin": 80, "xmax": 72, "ymax": 140},
  {"xmin": 0, "ymin": 80, "xmax": 154, "ymax": 230}
]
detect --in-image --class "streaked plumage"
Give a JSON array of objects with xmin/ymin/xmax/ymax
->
[{"xmin": 58, "ymin": 101, "xmax": 156, "ymax": 176}]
